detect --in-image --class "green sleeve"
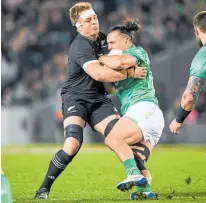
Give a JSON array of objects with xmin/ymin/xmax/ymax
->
[
  {"xmin": 124, "ymin": 47, "xmax": 145, "ymax": 65},
  {"xmin": 190, "ymin": 61, "xmax": 206, "ymax": 80}
]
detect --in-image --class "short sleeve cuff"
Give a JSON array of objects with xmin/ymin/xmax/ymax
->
[{"xmin": 82, "ymin": 60, "xmax": 99, "ymax": 70}]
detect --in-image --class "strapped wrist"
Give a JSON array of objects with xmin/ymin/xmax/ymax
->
[{"xmin": 176, "ymin": 106, "xmax": 191, "ymax": 123}]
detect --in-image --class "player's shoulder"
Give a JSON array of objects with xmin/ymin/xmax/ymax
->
[
  {"xmin": 126, "ymin": 45, "xmax": 148, "ymax": 57},
  {"xmin": 135, "ymin": 45, "xmax": 147, "ymax": 54},
  {"xmin": 126, "ymin": 45, "xmax": 150, "ymax": 65},
  {"xmin": 191, "ymin": 45, "xmax": 206, "ymax": 66},
  {"xmin": 69, "ymin": 34, "xmax": 92, "ymax": 56},
  {"xmin": 195, "ymin": 44, "xmax": 206, "ymax": 57},
  {"xmin": 99, "ymin": 32, "xmax": 107, "ymax": 40},
  {"xmin": 190, "ymin": 45, "xmax": 206, "ymax": 78},
  {"xmin": 126, "ymin": 44, "xmax": 144, "ymax": 53},
  {"xmin": 72, "ymin": 34, "xmax": 91, "ymax": 48}
]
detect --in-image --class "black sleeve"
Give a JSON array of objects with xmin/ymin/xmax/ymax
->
[{"xmin": 72, "ymin": 39, "xmax": 97, "ymax": 68}]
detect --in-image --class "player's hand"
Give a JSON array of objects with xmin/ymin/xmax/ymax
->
[
  {"xmin": 132, "ymin": 65, "xmax": 147, "ymax": 79},
  {"xmin": 169, "ymin": 119, "xmax": 182, "ymax": 134}
]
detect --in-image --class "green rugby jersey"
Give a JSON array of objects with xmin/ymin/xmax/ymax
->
[
  {"xmin": 115, "ymin": 44, "xmax": 158, "ymax": 115},
  {"xmin": 190, "ymin": 43, "xmax": 206, "ymax": 79}
]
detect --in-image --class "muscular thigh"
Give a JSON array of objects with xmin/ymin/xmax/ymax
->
[{"xmin": 108, "ymin": 117, "xmax": 143, "ymax": 145}]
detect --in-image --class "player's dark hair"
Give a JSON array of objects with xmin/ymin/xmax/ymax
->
[
  {"xmin": 193, "ymin": 11, "xmax": 206, "ymax": 33},
  {"xmin": 108, "ymin": 19, "xmax": 139, "ymax": 40}
]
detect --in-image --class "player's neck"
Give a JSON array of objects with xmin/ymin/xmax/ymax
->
[
  {"xmin": 81, "ymin": 33, "xmax": 98, "ymax": 41},
  {"xmin": 124, "ymin": 42, "xmax": 133, "ymax": 51},
  {"xmin": 89, "ymin": 34, "xmax": 98, "ymax": 41},
  {"xmin": 201, "ymin": 36, "xmax": 206, "ymax": 46}
]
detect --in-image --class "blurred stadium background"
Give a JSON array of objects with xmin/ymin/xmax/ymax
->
[{"xmin": 1, "ymin": 0, "xmax": 206, "ymax": 146}]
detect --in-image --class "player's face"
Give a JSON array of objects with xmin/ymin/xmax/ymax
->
[
  {"xmin": 194, "ymin": 26, "xmax": 203, "ymax": 48},
  {"xmin": 107, "ymin": 31, "xmax": 129, "ymax": 51},
  {"xmin": 79, "ymin": 13, "xmax": 99, "ymax": 38}
]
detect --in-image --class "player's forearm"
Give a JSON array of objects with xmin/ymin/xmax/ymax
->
[
  {"xmin": 85, "ymin": 62, "xmax": 128, "ymax": 82},
  {"xmin": 181, "ymin": 76, "xmax": 204, "ymax": 110},
  {"xmin": 175, "ymin": 76, "xmax": 204, "ymax": 123},
  {"xmin": 96, "ymin": 65, "xmax": 127, "ymax": 82},
  {"xmin": 99, "ymin": 55, "xmax": 122, "ymax": 69},
  {"xmin": 180, "ymin": 92, "xmax": 195, "ymax": 111},
  {"xmin": 99, "ymin": 54, "xmax": 136, "ymax": 70}
]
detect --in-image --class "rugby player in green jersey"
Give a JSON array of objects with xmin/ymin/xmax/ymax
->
[
  {"xmin": 170, "ymin": 11, "xmax": 206, "ymax": 134},
  {"xmin": 99, "ymin": 19, "xmax": 164, "ymax": 200}
]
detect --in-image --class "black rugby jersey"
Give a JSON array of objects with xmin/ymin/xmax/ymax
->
[{"xmin": 61, "ymin": 32, "xmax": 108, "ymax": 98}]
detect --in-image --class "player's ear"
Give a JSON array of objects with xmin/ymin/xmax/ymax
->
[
  {"xmin": 125, "ymin": 37, "xmax": 129, "ymax": 44},
  {"xmin": 194, "ymin": 26, "xmax": 200, "ymax": 37},
  {"xmin": 78, "ymin": 24, "xmax": 82, "ymax": 32}
]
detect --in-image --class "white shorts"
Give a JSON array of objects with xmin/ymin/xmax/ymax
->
[{"xmin": 124, "ymin": 102, "xmax": 165, "ymax": 147}]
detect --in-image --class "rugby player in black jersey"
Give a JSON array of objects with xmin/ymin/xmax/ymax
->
[{"xmin": 35, "ymin": 2, "xmax": 147, "ymax": 199}]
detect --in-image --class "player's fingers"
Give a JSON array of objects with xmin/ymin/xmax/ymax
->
[
  {"xmin": 139, "ymin": 75, "xmax": 145, "ymax": 79},
  {"xmin": 174, "ymin": 128, "xmax": 180, "ymax": 134},
  {"xmin": 140, "ymin": 72, "xmax": 146, "ymax": 75},
  {"xmin": 170, "ymin": 126, "xmax": 176, "ymax": 134},
  {"xmin": 141, "ymin": 71, "xmax": 147, "ymax": 75}
]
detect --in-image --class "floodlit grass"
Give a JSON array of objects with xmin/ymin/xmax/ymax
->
[{"xmin": 2, "ymin": 144, "xmax": 206, "ymax": 203}]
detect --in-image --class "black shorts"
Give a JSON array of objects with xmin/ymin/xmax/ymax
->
[{"xmin": 61, "ymin": 93, "xmax": 119, "ymax": 129}]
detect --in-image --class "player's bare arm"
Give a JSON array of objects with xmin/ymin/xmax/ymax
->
[
  {"xmin": 85, "ymin": 62, "xmax": 144, "ymax": 82},
  {"xmin": 99, "ymin": 55, "xmax": 147, "ymax": 79},
  {"xmin": 84, "ymin": 61, "xmax": 128, "ymax": 82},
  {"xmin": 181, "ymin": 76, "xmax": 204, "ymax": 111},
  {"xmin": 99, "ymin": 54, "xmax": 136, "ymax": 69},
  {"xmin": 169, "ymin": 76, "xmax": 204, "ymax": 134}
]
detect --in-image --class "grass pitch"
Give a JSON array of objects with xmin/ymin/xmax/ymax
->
[{"xmin": 2, "ymin": 144, "xmax": 206, "ymax": 203}]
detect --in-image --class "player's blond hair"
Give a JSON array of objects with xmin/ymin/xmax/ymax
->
[
  {"xmin": 193, "ymin": 11, "xmax": 206, "ymax": 33},
  {"xmin": 69, "ymin": 2, "xmax": 92, "ymax": 26}
]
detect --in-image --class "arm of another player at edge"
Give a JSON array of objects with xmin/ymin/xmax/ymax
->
[
  {"xmin": 84, "ymin": 62, "xmax": 127, "ymax": 82},
  {"xmin": 99, "ymin": 54, "xmax": 136, "ymax": 69},
  {"xmin": 180, "ymin": 75, "xmax": 204, "ymax": 111}
]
